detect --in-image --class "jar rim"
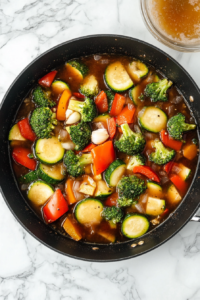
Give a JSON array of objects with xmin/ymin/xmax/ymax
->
[{"xmin": 140, "ymin": 0, "xmax": 200, "ymax": 53}]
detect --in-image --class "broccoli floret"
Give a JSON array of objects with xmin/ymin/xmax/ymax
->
[
  {"xmin": 66, "ymin": 122, "xmax": 91, "ymax": 151},
  {"xmin": 145, "ymin": 79, "xmax": 172, "ymax": 102},
  {"xmin": 126, "ymin": 154, "xmax": 146, "ymax": 171},
  {"xmin": 115, "ymin": 123, "xmax": 146, "ymax": 155},
  {"xmin": 117, "ymin": 175, "xmax": 146, "ymax": 207},
  {"xmin": 149, "ymin": 140, "xmax": 175, "ymax": 165},
  {"xmin": 64, "ymin": 150, "xmax": 93, "ymax": 177},
  {"xmin": 32, "ymin": 86, "xmax": 56, "ymax": 107},
  {"xmin": 80, "ymin": 75, "xmax": 99, "ymax": 97},
  {"xmin": 167, "ymin": 113, "xmax": 196, "ymax": 140},
  {"xmin": 105, "ymin": 90, "xmax": 115, "ymax": 111},
  {"xmin": 68, "ymin": 97, "xmax": 97, "ymax": 122},
  {"xmin": 30, "ymin": 107, "xmax": 57, "ymax": 139},
  {"xmin": 102, "ymin": 206, "xmax": 123, "ymax": 224},
  {"xmin": 68, "ymin": 60, "xmax": 88, "ymax": 77}
]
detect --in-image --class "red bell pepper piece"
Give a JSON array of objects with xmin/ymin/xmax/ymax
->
[
  {"xmin": 160, "ymin": 130, "xmax": 182, "ymax": 151},
  {"xmin": 170, "ymin": 174, "xmax": 188, "ymax": 194},
  {"xmin": 38, "ymin": 70, "xmax": 57, "ymax": 88},
  {"xmin": 104, "ymin": 192, "xmax": 118, "ymax": 207},
  {"xmin": 133, "ymin": 165, "xmax": 160, "ymax": 183},
  {"xmin": 73, "ymin": 92, "xmax": 85, "ymax": 99},
  {"xmin": 82, "ymin": 143, "xmax": 96, "ymax": 153},
  {"xmin": 164, "ymin": 161, "xmax": 175, "ymax": 174},
  {"xmin": 91, "ymin": 141, "xmax": 115, "ymax": 175},
  {"xmin": 116, "ymin": 104, "xmax": 135, "ymax": 125},
  {"xmin": 110, "ymin": 93, "xmax": 126, "ymax": 116},
  {"xmin": 160, "ymin": 208, "xmax": 170, "ymax": 218},
  {"xmin": 18, "ymin": 118, "xmax": 36, "ymax": 141},
  {"xmin": 95, "ymin": 91, "xmax": 108, "ymax": 113},
  {"xmin": 12, "ymin": 147, "xmax": 37, "ymax": 170},
  {"xmin": 107, "ymin": 117, "xmax": 116, "ymax": 139},
  {"xmin": 43, "ymin": 189, "xmax": 69, "ymax": 223}
]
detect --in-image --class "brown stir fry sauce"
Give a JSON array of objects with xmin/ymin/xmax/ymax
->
[{"xmin": 10, "ymin": 54, "xmax": 198, "ymax": 244}]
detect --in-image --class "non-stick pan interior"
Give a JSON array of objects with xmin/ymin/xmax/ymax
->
[{"xmin": 0, "ymin": 35, "xmax": 200, "ymax": 261}]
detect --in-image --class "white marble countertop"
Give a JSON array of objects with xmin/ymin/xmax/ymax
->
[{"xmin": 1, "ymin": 0, "xmax": 200, "ymax": 299}]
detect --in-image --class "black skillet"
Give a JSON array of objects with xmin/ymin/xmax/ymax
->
[{"xmin": 0, "ymin": 35, "xmax": 200, "ymax": 262}]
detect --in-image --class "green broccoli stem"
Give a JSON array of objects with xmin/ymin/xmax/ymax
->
[
  {"xmin": 182, "ymin": 123, "xmax": 196, "ymax": 131},
  {"xmin": 68, "ymin": 99, "xmax": 83, "ymax": 113},
  {"xmin": 79, "ymin": 153, "xmax": 93, "ymax": 166},
  {"xmin": 121, "ymin": 123, "xmax": 133, "ymax": 137}
]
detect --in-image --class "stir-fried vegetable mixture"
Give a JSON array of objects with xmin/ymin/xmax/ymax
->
[{"xmin": 9, "ymin": 55, "xmax": 198, "ymax": 244}]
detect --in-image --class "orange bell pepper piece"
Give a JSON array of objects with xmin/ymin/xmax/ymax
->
[
  {"xmin": 57, "ymin": 89, "xmax": 72, "ymax": 121},
  {"xmin": 65, "ymin": 178, "xmax": 77, "ymax": 205}
]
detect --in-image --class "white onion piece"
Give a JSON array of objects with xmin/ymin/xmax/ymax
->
[
  {"xmin": 91, "ymin": 128, "xmax": 109, "ymax": 145},
  {"xmin": 133, "ymin": 124, "xmax": 141, "ymax": 133},
  {"xmin": 134, "ymin": 203, "xmax": 145, "ymax": 214},
  {"xmin": 61, "ymin": 141, "xmax": 75, "ymax": 150},
  {"xmin": 66, "ymin": 112, "xmax": 81, "ymax": 124},
  {"xmin": 171, "ymin": 96, "xmax": 183, "ymax": 104},
  {"xmin": 65, "ymin": 109, "xmax": 73, "ymax": 119},
  {"xmin": 172, "ymin": 165, "xmax": 181, "ymax": 174},
  {"xmin": 73, "ymin": 181, "xmax": 85, "ymax": 201}
]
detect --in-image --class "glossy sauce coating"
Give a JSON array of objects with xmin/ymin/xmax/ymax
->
[{"xmin": 10, "ymin": 54, "xmax": 198, "ymax": 244}]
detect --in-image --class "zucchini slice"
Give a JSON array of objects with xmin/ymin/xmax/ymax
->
[
  {"xmin": 94, "ymin": 180, "xmax": 113, "ymax": 198},
  {"xmin": 66, "ymin": 61, "xmax": 88, "ymax": 82},
  {"xmin": 9, "ymin": 124, "xmax": 26, "ymax": 141},
  {"xmin": 52, "ymin": 80, "xmax": 70, "ymax": 94},
  {"xmin": 146, "ymin": 197, "xmax": 165, "ymax": 216},
  {"xmin": 139, "ymin": 106, "xmax": 167, "ymax": 133},
  {"xmin": 178, "ymin": 163, "xmax": 191, "ymax": 181},
  {"xmin": 129, "ymin": 85, "xmax": 143, "ymax": 106},
  {"xmin": 167, "ymin": 184, "xmax": 182, "ymax": 205},
  {"xmin": 147, "ymin": 182, "xmax": 163, "ymax": 198},
  {"xmin": 121, "ymin": 214, "xmax": 149, "ymax": 239},
  {"xmin": 80, "ymin": 75, "xmax": 99, "ymax": 97},
  {"xmin": 38, "ymin": 163, "xmax": 66, "ymax": 184},
  {"xmin": 75, "ymin": 198, "xmax": 103, "ymax": 225},
  {"xmin": 93, "ymin": 114, "xmax": 110, "ymax": 123},
  {"xmin": 35, "ymin": 136, "xmax": 65, "ymax": 164},
  {"xmin": 98, "ymin": 230, "xmax": 116, "ymax": 243},
  {"xmin": 105, "ymin": 61, "xmax": 133, "ymax": 92},
  {"xmin": 127, "ymin": 61, "xmax": 149, "ymax": 81},
  {"xmin": 105, "ymin": 159, "xmax": 126, "ymax": 187},
  {"xmin": 28, "ymin": 180, "xmax": 54, "ymax": 206},
  {"xmin": 19, "ymin": 170, "xmax": 38, "ymax": 184}
]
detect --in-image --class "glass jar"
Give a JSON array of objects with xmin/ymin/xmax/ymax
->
[{"xmin": 140, "ymin": 0, "xmax": 200, "ymax": 52}]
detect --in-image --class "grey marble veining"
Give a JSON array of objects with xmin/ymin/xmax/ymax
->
[{"xmin": 1, "ymin": 0, "xmax": 200, "ymax": 299}]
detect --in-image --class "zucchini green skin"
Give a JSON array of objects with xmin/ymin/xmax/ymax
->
[
  {"xmin": 27, "ymin": 180, "xmax": 54, "ymax": 206},
  {"xmin": 147, "ymin": 182, "xmax": 162, "ymax": 191},
  {"xmin": 105, "ymin": 159, "xmax": 126, "ymax": 186},
  {"xmin": 105, "ymin": 62, "xmax": 133, "ymax": 92},
  {"xmin": 93, "ymin": 114, "xmax": 110, "ymax": 123},
  {"xmin": 94, "ymin": 180, "xmax": 113, "ymax": 198},
  {"xmin": 35, "ymin": 137, "xmax": 65, "ymax": 164},
  {"xmin": 38, "ymin": 163, "xmax": 65, "ymax": 185},
  {"xmin": 139, "ymin": 106, "xmax": 167, "ymax": 133},
  {"xmin": 74, "ymin": 198, "xmax": 104, "ymax": 225},
  {"xmin": 121, "ymin": 214, "xmax": 149, "ymax": 239},
  {"xmin": 52, "ymin": 80, "xmax": 70, "ymax": 93},
  {"xmin": 129, "ymin": 86, "xmax": 140, "ymax": 106},
  {"xmin": 19, "ymin": 170, "xmax": 39, "ymax": 184}
]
